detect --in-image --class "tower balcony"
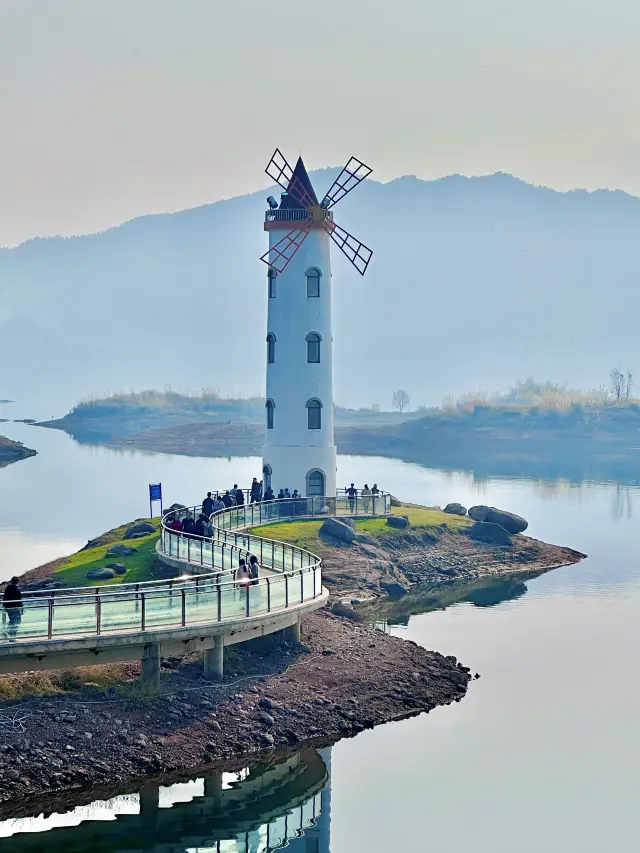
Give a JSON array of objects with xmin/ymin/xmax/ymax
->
[{"xmin": 265, "ymin": 208, "xmax": 334, "ymax": 230}]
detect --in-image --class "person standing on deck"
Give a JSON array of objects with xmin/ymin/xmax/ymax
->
[
  {"xmin": 3, "ymin": 577, "xmax": 23, "ymax": 639},
  {"xmin": 362, "ymin": 483, "xmax": 372, "ymax": 513},
  {"xmin": 249, "ymin": 554, "xmax": 260, "ymax": 586},
  {"xmin": 202, "ymin": 492, "xmax": 215, "ymax": 517},
  {"xmin": 347, "ymin": 483, "xmax": 357, "ymax": 513}
]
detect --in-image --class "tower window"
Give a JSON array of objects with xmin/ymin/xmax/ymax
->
[
  {"xmin": 306, "ymin": 398, "xmax": 322, "ymax": 430},
  {"xmin": 263, "ymin": 464, "xmax": 272, "ymax": 490},
  {"xmin": 268, "ymin": 269, "xmax": 276, "ymax": 298},
  {"xmin": 266, "ymin": 399, "xmax": 275, "ymax": 430},
  {"xmin": 306, "ymin": 267, "xmax": 321, "ymax": 298},
  {"xmin": 307, "ymin": 469, "xmax": 325, "ymax": 496},
  {"xmin": 266, "ymin": 333, "xmax": 276, "ymax": 364},
  {"xmin": 306, "ymin": 332, "xmax": 321, "ymax": 363}
]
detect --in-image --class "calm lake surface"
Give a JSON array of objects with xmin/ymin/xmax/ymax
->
[{"xmin": 1, "ymin": 422, "xmax": 639, "ymax": 851}]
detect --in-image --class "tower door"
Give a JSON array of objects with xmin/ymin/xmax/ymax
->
[
  {"xmin": 263, "ymin": 464, "xmax": 272, "ymax": 491},
  {"xmin": 306, "ymin": 469, "xmax": 325, "ymax": 497}
]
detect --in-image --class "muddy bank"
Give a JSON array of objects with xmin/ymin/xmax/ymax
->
[
  {"xmin": 0, "ymin": 435, "xmax": 36, "ymax": 468},
  {"xmin": 0, "ymin": 610, "xmax": 470, "ymax": 813}
]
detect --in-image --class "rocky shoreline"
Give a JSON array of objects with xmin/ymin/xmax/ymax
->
[{"xmin": 0, "ymin": 610, "xmax": 471, "ymax": 815}]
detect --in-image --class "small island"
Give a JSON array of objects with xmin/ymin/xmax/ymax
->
[
  {"xmin": 0, "ymin": 498, "xmax": 584, "ymax": 811},
  {"xmin": 0, "ymin": 435, "xmax": 37, "ymax": 468}
]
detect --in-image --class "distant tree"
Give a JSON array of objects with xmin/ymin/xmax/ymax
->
[
  {"xmin": 392, "ymin": 389, "xmax": 410, "ymax": 413},
  {"xmin": 626, "ymin": 371, "xmax": 634, "ymax": 399},
  {"xmin": 371, "ymin": 403, "xmax": 380, "ymax": 412},
  {"xmin": 610, "ymin": 368, "xmax": 624, "ymax": 402}
]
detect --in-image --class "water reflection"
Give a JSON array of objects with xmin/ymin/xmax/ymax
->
[
  {"xmin": 372, "ymin": 574, "xmax": 533, "ymax": 627},
  {"xmin": 0, "ymin": 748, "xmax": 331, "ymax": 852}
]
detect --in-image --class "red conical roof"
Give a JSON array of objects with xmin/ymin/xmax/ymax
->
[{"xmin": 279, "ymin": 157, "xmax": 318, "ymax": 209}]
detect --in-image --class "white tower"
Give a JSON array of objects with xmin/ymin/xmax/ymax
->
[{"xmin": 261, "ymin": 151, "xmax": 373, "ymax": 498}]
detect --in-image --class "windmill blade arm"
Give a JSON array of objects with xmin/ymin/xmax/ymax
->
[
  {"xmin": 261, "ymin": 226, "xmax": 311, "ymax": 274},
  {"xmin": 324, "ymin": 221, "xmax": 373, "ymax": 276},
  {"xmin": 321, "ymin": 157, "xmax": 372, "ymax": 209}
]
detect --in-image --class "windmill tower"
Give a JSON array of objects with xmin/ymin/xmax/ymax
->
[{"xmin": 261, "ymin": 150, "xmax": 373, "ymax": 498}]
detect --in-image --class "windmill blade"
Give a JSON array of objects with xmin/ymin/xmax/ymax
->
[
  {"xmin": 323, "ymin": 220, "xmax": 373, "ymax": 276},
  {"xmin": 321, "ymin": 157, "xmax": 372, "ymax": 209},
  {"xmin": 261, "ymin": 225, "xmax": 311, "ymax": 274},
  {"xmin": 265, "ymin": 148, "xmax": 317, "ymax": 210}
]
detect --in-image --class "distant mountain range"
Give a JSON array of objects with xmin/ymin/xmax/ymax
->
[{"xmin": 1, "ymin": 169, "xmax": 639, "ymax": 415}]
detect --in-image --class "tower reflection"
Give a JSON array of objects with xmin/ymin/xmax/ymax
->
[{"xmin": 0, "ymin": 747, "xmax": 332, "ymax": 853}]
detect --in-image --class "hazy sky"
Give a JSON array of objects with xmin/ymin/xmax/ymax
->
[{"xmin": 1, "ymin": 0, "xmax": 640, "ymax": 246}]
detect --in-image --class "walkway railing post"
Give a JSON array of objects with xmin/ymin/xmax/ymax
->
[
  {"xmin": 96, "ymin": 593, "xmax": 101, "ymax": 635},
  {"xmin": 47, "ymin": 598, "xmax": 54, "ymax": 639},
  {"xmin": 285, "ymin": 574, "xmax": 289, "ymax": 608},
  {"xmin": 141, "ymin": 593, "xmax": 146, "ymax": 631},
  {"xmin": 217, "ymin": 585, "xmax": 222, "ymax": 621},
  {"xmin": 267, "ymin": 577, "xmax": 271, "ymax": 612},
  {"xmin": 245, "ymin": 585, "xmax": 250, "ymax": 617},
  {"xmin": 181, "ymin": 589, "xmax": 186, "ymax": 626}
]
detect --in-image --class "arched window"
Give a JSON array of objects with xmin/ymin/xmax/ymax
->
[
  {"xmin": 306, "ymin": 267, "xmax": 321, "ymax": 298},
  {"xmin": 263, "ymin": 464, "xmax": 272, "ymax": 490},
  {"xmin": 266, "ymin": 399, "xmax": 275, "ymax": 430},
  {"xmin": 306, "ymin": 398, "xmax": 322, "ymax": 430},
  {"xmin": 306, "ymin": 332, "xmax": 321, "ymax": 363},
  {"xmin": 268, "ymin": 269, "xmax": 276, "ymax": 299},
  {"xmin": 266, "ymin": 333, "xmax": 276, "ymax": 364},
  {"xmin": 307, "ymin": 469, "xmax": 325, "ymax": 496}
]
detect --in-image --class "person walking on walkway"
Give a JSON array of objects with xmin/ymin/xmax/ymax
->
[
  {"xmin": 371, "ymin": 483, "xmax": 380, "ymax": 513},
  {"xmin": 250, "ymin": 478, "xmax": 261, "ymax": 504},
  {"xmin": 249, "ymin": 554, "xmax": 260, "ymax": 586},
  {"xmin": 347, "ymin": 483, "xmax": 357, "ymax": 513},
  {"xmin": 235, "ymin": 559, "xmax": 251, "ymax": 592},
  {"xmin": 362, "ymin": 483, "xmax": 372, "ymax": 514},
  {"xmin": 235, "ymin": 487, "xmax": 245, "ymax": 507},
  {"xmin": 202, "ymin": 492, "xmax": 215, "ymax": 517},
  {"xmin": 3, "ymin": 577, "xmax": 23, "ymax": 640},
  {"xmin": 213, "ymin": 494, "xmax": 225, "ymax": 513},
  {"xmin": 222, "ymin": 491, "xmax": 234, "ymax": 508}
]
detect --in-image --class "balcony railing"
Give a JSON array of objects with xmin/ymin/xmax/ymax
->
[{"xmin": 265, "ymin": 208, "xmax": 334, "ymax": 223}]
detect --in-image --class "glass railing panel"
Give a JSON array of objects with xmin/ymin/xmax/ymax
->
[
  {"xmin": 143, "ymin": 591, "xmax": 185, "ymax": 629},
  {"xmin": 302, "ymin": 568, "xmax": 315, "ymax": 601},
  {"xmin": 218, "ymin": 583, "xmax": 248, "ymax": 621},
  {"xmin": 269, "ymin": 816, "xmax": 287, "ymax": 848},
  {"xmin": 99, "ymin": 594, "xmax": 144, "ymax": 633},
  {"xmin": 51, "ymin": 598, "xmax": 99, "ymax": 637},
  {"xmin": 1, "ymin": 603, "xmax": 49, "ymax": 641},
  {"xmin": 268, "ymin": 576, "xmax": 287, "ymax": 611}
]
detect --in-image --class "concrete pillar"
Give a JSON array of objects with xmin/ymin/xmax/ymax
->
[
  {"xmin": 139, "ymin": 782, "xmax": 160, "ymax": 816},
  {"xmin": 141, "ymin": 643, "xmax": 161, "ymax": 688},
  {"xmin": 204, "ymin": 635, "xmax": 224, "ymax": 681},
  {"xmin": 285, "ymin": 616, "xmax": 301, "ymax": 645}
]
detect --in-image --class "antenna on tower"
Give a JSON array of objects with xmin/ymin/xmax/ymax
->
[{"xmin": 260, "ymin": 149, "xmax": 373, "ymax": 276}]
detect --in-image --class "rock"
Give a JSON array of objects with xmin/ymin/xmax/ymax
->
[
  {"xmin": 386, "ymin": 515, "xmax": 409, "ymax": 529},
  {"xmin": 258, "ymin": 711, "xmax": 275, "ymax": 726},
  {"xmin": 124, "ymin": 522, "xmax": 156, "ymax": 539},
  {"xmin": 106, "ymin": 544, "xmax": 137, "ymax": 557},
  {"xmin": 467, "ymin": 521, "xmax": 513, "ymax": 546},
  {"xmin": 380, "ymin": 579, "xmax": 409, "ymax": 600},
  {"xmin": 389, "ymin": 495, "xmax": 402, "ymax": 508},
  {"xmin": 468, "ymin": 505, "xmax": 528, "ymax": 534},
  {"xmin": 355, "ymin": 532, "xmax": 377, "ymax": 546},
  {"xmin": 105, "ymin": 563, "xmax": 126, "ymax": 574},
  {"xmin": 330, "ymin": 602, "xmax": 362, "ymax": 621},
  {"xmin": 167, "ymin": 503, "xmax": 187, "ymax": 513},
  {"xmin": 342, "ymin": 518, "xmax": 356, "ymax": 529},
  {"xmin": 443, "ymin": 503, "xmax": 467, "ymax": 516},
  {"xmin": 86, "ymin": 568, "xmax": 117, "ymax": 580},
  {"xmin": 319, "ymin": 517, "xmax": 356, "ymax": 543}
]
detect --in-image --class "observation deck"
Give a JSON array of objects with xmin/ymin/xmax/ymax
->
[
  {"xmin": 0, "ymin": 491, "xmax": 390, "ymax": 683},
  {"xmin": 264, "ymin": 207, "xmax": 334, "ymax": 230}
]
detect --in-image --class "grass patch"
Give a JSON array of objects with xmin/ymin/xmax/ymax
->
[
  {"xmin": 249, "ymin": 505, "xmax": 471, "ymax": 546},
  {"xmin": 0, "ymin": 663, "xmax": 139, "ymax": 701},
  {"xmin": 51, "ymin": 518, "xmax": 163, "ymax": 589}
]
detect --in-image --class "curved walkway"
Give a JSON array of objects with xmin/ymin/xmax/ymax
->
[{"xmin": 0, "ymin": 491, "xmax": 390, "ymax": 678}]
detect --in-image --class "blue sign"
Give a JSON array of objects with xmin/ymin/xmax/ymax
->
[{"xmin": 149, "ymin": 483, "xmax": 162, "ymax": 501}]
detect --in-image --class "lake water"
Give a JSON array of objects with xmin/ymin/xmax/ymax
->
[{"xmin": 1, "ymin": 423, "xmax": 639, "ymax": 850}]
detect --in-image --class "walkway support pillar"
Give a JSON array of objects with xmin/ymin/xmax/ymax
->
[
  {"xmin": 141, "ymin": 643, "xmax": 161, "ymax": 689},
  {"xmin": 204, "ymin": 635, "xmax": 224, "ymax": 681},
  {"xmin": 285, "ymin": 615, "xmax": 301, "ymax": 645},
  {"xmin": 205, "ymin": 770, "xmax": 224, "ymax": 807}
]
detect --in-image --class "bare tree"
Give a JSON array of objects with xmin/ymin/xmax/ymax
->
[
  {"xmin": 626, "ymin": 371, "xmax": 634, "ymax": 399},
  {"xmin": 610, "ymin": 368, "xmax": 624, "ymax": 402},
  {"xmin": 392, "ymin": 389, "xmax": 411, "ymax": 413}
]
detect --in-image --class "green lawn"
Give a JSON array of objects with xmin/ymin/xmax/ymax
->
[
  {"xmin": 249, "ymin": 505, "xmax": 470, "ymax": 546},
  {"xmin": 51, "ymin": 518, "xmax": 163, "ymax": 588}
]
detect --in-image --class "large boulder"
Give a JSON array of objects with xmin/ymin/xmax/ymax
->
[
  {"xmin": 123, "ymin": 522, "xmax": 156, "ymax": 539},
  {"xmin": 389, "ymin": 495, "xmax": 402, "ymax": 508},
  {"xmin": 467, "ymin": 521, "xmax": 513, "ymax": 546},
  {"xmin": 319, "ymin": 518, "xmax": 356, "ymax": 543},
  {"xmin": 106, "ymin": 562, "xmax": 127, "ymax": 575},
  {"xmin": 386, "ymin": 515, "xmax": 410, "ymax": 529},
  {"xmin": 106, "ymin": 544, "xmax": 138, "ymax": 557},
  {"xmin": 380, "ymin": 578, "xmax": 409, "ymax": 599},
  {"xmin": 444, "ymin": 503, "xmax": 467, "ymax": 516},
  {"xmin": 167, "ymin": 503, "xmax": 187, "ymax": 513},
  {"xmin": 468, "ymin": 505, "xmax": 528, "ymax": 534},
  {"xmin": 87, "ymin": 567, "xmax": 117, "ymax": 580}
]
